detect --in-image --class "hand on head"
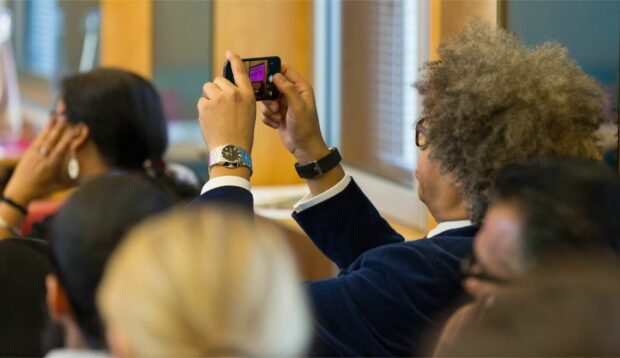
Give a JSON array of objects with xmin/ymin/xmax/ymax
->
[
  {"xmin": 260, "ymin": 65, "xmax": 330, "ymax": 163},
  {"xmin": 197, "ymin": 51, "xmax": 257, "ymax": 154},
  {"xmin": 4, "ymin": 116, "xmax": 74, "ymax": 205}
]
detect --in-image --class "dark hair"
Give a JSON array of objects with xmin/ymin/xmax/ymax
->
[
  {"xmin": 0, "ymin": 238, "xmax": 49, "ymax": 356},
  {"xmin": 60, "ymin": 68, "xmax": 168, "ymax": 169},
  {"xmin": 493, "ymin": 156, "xmax": 620, "ymax": 262},
  {"xmin": 49, "ymin": 174, "xmax": 175, "ymax": 349}
]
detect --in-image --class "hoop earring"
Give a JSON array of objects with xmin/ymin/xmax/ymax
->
[{"xmin": 68, "ymin": 150, "xmax": 80, "ymax": 180}]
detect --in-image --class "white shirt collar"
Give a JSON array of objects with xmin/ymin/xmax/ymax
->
[{"xmin": 426, "ymin": 220, "xmax": 473, "ymax": 238}]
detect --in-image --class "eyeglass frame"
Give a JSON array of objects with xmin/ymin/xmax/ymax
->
[{"xmin": 460, "ymin": 252, "xmax": 512, "ymax": 285}]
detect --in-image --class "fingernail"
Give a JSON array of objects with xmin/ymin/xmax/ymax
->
[
  {"xmin": 274, "ymin": 73, "xmax": 284, "ymax": 82},
  {"xmin": 225, "ymin": 50, "xmax": 232, "ymax": 58}
]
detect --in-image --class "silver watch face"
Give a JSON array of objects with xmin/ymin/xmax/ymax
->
[{"xmin": 221, "ymin": 144, "xmax": 242, "ymax": 162}]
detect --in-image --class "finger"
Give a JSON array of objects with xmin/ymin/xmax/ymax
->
[
  {"xmin": 279, "ymin": 64, "xmax": 308, "ymax": 88},
  {"xmin": 262, "ymin": 100, "xmax": 280, "ymax": 114},
  {"xmin": 261, "ymin": 116, "xmax": 280, "ymax": 129},
  {"xmin": 30, "ymin": 119, "xmax": 57, "ymax": 148},
  {"xmin": 48, "ymin": 129, "xmax": 73, "ymax": 162},
  {"xmin": 280, "ymin": 64, "xmax": 314, "ymax": 98},
  {"xmin": 202, "ymin": 82, "xmax": 222, "ymax": 100},
  {"xmin": 213, "ymin": 76, "xmax": 236, "ymax": 92},
  {"xmin": 38, "ymin": 119, "xmax": 68, "ymax": 153},
  {"xmin": 272, "ymin": 72, "xmax": 304, "ymax": 109},
  {"xmin": 225, "ymin": 50, "xmax": 252, "ymax": 91},
  {"xmin": 259, "ymin": 102, "xmax": 277, "ymax": 118}
]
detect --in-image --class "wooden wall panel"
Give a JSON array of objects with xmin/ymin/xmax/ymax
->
[
  {"xmin": 212, "ymin": 0, "xmax": 312, "ymax": 186},
  {"xmin": 100, "ymin": 0, "xmax": 152, "ymax": 79}
]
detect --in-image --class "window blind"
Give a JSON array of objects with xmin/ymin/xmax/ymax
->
[{"xmin": 341, "ymin": 0, "xmax": 419, "ymax": 186}]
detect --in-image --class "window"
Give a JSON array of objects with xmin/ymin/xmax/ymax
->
[
  {"xmin": 315, "ymin": 0, "xmax": 429, "ymax": 229},
  {"xmin": 22, "ymin": 0, "xmax": 61, "ymax": 79},
  {"xmin": 10, "ymin": 0, "xmax": 100, "ymax": 117}
]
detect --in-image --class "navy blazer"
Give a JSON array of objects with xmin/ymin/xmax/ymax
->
[{"xmin": 195, "ymin": 180, "xmax": 475, "ymax": 356}]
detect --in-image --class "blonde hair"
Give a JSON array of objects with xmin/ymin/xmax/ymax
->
[{"xmin": 97, "ymin": 207, "xmax": 311, "ymax": 356}]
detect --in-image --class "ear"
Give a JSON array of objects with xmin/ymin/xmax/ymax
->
[
  {"xmin": 70, "ymin": 123, "xmax": 90, "ymax": 152},
  {"xmin": 46, "ymin": 274, "xmax": 72, "ymax": 322}
]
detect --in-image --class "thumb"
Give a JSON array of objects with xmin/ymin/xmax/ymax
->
[{"xmin": 273, "ymin": 73, "xmax": 303, "ymax": 109}]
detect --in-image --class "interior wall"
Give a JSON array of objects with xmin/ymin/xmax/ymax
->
[
  {"xmin": 212, "ymin": 0, "xmax": 312, "ymax": 185},
  {"xmin": 100, "ymin": 0, "xmax": 152, "ymax": 78}
]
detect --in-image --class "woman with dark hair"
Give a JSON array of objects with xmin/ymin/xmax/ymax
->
[
  {"xmin": 45, "ymin": 174, "xmax": 174, "ymax": 356},
  {"xmin": 0, "ymin": 68, "xmax": 197, "ymax": 239}
]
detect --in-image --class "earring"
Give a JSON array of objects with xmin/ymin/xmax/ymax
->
[{"xmin": 68, "ymin": 150, "xmax": 80, "ymax": 180}]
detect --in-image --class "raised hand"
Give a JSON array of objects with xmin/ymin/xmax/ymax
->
[
  {"xmin": 197, "ymin": 51, "xmax": 256, "ymax": 155},
  {"xmin": 259, "ymin": 65, "xmax": 330, "ymax": 164},
  {"xmin": 4, "ymin": 116, "xmax": 74, "ymax": 206}
]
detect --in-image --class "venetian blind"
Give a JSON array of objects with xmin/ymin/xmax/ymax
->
[{"xmin": 341, "ymin": 0, "xmax": 419, "ymax": 186}]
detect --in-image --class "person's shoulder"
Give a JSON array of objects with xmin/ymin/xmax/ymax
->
[{"xmin": 376, "ymin": 224, "xmax": 477, "ymax": 257}]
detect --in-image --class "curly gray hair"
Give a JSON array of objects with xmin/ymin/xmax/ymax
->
[{"xmin": 416, "ymin": 21, "xmax": 605, "ymax": 225}]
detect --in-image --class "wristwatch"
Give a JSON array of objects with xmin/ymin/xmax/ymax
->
[
  {"xmin": 295, "ymin": 147, "xmax": 342, "ymax": 179},
  {"xmin": 208, "ymin": 144, "xmax": 253, "ymax": 175}
]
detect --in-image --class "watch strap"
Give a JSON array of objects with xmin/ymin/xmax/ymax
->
[
  {"xmin": 295, "ymin": 148, "xmax": 342, "ymax": 179},
  {"xmin": 208, "ymin": 144, "xmax": 253, "ymax": 175}
]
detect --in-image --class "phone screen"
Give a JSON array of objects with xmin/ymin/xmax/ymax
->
[
  {"xmin": 249, "ymin": 63, "xmax": 266, "ymax": 82},
  {"xmin": 223, "ymin": 56, "xmax": 280, "ymax": 101}
]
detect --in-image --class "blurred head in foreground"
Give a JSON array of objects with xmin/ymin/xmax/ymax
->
[
  {"xmin": 47, "ymin": 174, "xmax": 174, "ymax": 350},
  {"xmin": 98, "ymin": 208, "xmax": 311, "ymax": 357},
  {"xmin": 466, "ymin": 156, "xmax": 620, "ymax": 299},
  {"xmin": 440, "ymin": 256, "xmax": 620, "ymax": 356}
]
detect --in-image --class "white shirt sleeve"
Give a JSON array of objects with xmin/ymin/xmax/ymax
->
[
  {"xmin": 293, "ymin": 175, "xmax": 351, "ymax": 213},
  {"xmin": 200, "ymin": 176, "xmax": 251, "ymax": 194}
]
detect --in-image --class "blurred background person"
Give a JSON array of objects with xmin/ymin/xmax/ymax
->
[
  {"xmin": 45, "ymin": 174, "xmax": 175, "ymax": 356},
  {"xmin": 438, "ymin": 256, "xmax": 620, "ymax": 356},
  {"xmin": 434, "ymin": 156, "xmax": 620, "ymax": 355},
  {"xmin": 98, "ymin": 207, "xmax": 311, "ymax": 357},
  {"xmin": 0, "ymin": 68, "xmax": 198, "ymax": 240}
]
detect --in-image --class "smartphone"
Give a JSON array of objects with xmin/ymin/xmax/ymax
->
[{"xmin": 223, "ymin": 56, "xmax": 281, "ymax": 101}]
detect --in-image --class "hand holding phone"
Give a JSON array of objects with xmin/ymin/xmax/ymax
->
[
  {"xmin": 198, "ymin": 51, "xmax": 257, "ymax": 169},
  {"xmin": 223, "ymin": 56, "xmax": 281, "ymax": 101}
]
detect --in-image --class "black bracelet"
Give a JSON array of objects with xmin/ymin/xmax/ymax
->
[
  {"xmin": 295, "ymin": 148, "xmax": 342, "ymax": 179},
  {"xmin": 0, "ymin": 195, "xmax": 28, "ymax": 216}
]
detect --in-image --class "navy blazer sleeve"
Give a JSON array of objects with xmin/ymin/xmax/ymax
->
[
  {"xmin": 191, "ymin": 186, "xmax": 254, "ymax": 211},
  {"xmin": 294, "ymin": 178, "xmax": 475, "ymax": 356},
  {"xmin": 306, "ymin": 238, "xmax": 472, "ymax": 356},
  {"xmin": 292, "ymin": 179, "xmax": 404, "ymax": 268}
]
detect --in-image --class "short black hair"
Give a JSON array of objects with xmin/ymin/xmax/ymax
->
[
  {"xmin": 493, "ymin": 156, "xmax": 620, "ymax": 262},
  {"xmin": 60, "ymin": 68, "xmax": 168, "ymax": 169},
  {"xmin": 49, "ymin": 174, "xmax": 175, "ymax": 348}
]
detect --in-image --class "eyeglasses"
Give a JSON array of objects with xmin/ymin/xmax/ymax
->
[
  {"xmin": 460, "ymin": 253, "xmax": 511, "ymax": 285},
  {"xmin": 415, "ymin": 117, "xmax": 427, "ymax": 148}
]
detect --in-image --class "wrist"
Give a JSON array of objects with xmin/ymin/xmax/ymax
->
[
  {"xmin": 293, "ymin": 141, "xmax": 330, "ymax": 164},
  {"xmin": 208, "ymin": 166, "xmax": 251, "ymax": 181},
  {"xmin": 3, "ymin": 185, "xmax": 34, "ymax": 206}
]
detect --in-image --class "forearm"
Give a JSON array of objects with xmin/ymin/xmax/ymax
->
[{"xmin": 0, "ymin": 201, "xmax": 26, "ymax": 239}]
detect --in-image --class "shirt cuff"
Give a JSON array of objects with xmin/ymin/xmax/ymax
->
[
  {"xmin": 201, "ymin": 176, "xmax": 251, "ymax": 195},
  {"xmin": 293, "ymin": 175, "xmax": 351, "ymax": 213}
]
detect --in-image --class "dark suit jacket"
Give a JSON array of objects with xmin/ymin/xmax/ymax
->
[{"xmin": 195, "ymin": 180, "xmax": 475, "ymax": 356}]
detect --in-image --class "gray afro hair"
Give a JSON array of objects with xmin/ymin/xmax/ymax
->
[{"xmin": 416, "ymin": 20, "xmax": 605, "ymax": 225}]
